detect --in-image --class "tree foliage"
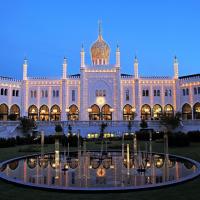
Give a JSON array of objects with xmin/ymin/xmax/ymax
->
[
  {"xmin": 8, "ymin": 114, "xmax": 18, "ymax": 121},
  {"xmin": 68, "ymin": 124, "xmax": 72, "ymax": 136},
  {"xmin": 99, "ymin": 122, "xmax": 108, "ymax": 139},
  {"xmin": 55, "ymin": 124, "xmax": 63, "ymax": 133},
  {"xmin": 160, "ymin": 112, "xmax": 181, "ymax": 131},
  {"xmin": 140, "ymin": 119, "xmax": 148, "ymax": 129},
  {"xmin": 19, "ymin": 117, "xmax": 35, "ymax": 133}
]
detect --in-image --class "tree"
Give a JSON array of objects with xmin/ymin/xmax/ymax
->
[
  {"xmin": 160, "ymin": 112, "xmax": 181, "ymax": 132},
  {"xmin": 99, "ymin": 122, "xmax": 107, "ymax": 139},
  {"xmin": 67, "ymin": 124, "xmax": 72, "ymax": 136},
  {"xmin": 140, "ymin": 119, "xmax": 148, "ymax": 129},
  {"xmin": 55, "ymin": 124, "xmax": 63, "ymax": 133},
  {"xmin": 19, "ymin": 117, "xmax": 35, "ymax": 134},
  {"xmin": 127, "ymin": 121, "xmax": 133, "ymax": 134},
  {"xmin": 8, "ymin": 114, "xmax": 18, "ymax": 121}
]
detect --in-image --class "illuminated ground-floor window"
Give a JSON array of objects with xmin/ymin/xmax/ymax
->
[
  {"xmin": 68, "ymin": 105, "xmax": 79, "ymax": 120},
  {"xmin": 0, "ymin": 103, "xmax": 8, "ymax": 121},
  {"xmin": 39, "ymin": 105, "xmax": 49, "ymax": 121},
  {"xmin": 182, "ymin": 103, "xmax": 192, "ymax": 120},
  {"xmin": 152, "ymin": 104, "xmax": 162, "ymax": 120},
  {"xmin": 10, "ymin": 104, "xmax": 20, "ymax": 120},
  {"xmin": 193, "ymin": 102, "xmax": 200, "ymax": 119},
  {"xmin": 28, "ymin": 105, "xmax": 38, "ymax": 121},
  {"xmin": 164, "ymin": 104, "xmax": 174, "ymax": 117},
  {"xmin": 123, "ymin": 104, "xmax": 135, "ymax": 120},
  {"xmin": 50, "ymin": 105, "xmax": 61, "ymax": 121},
  {"xmin": 141, "ymin": 104, "xmax": 151, "ymax": 120}
]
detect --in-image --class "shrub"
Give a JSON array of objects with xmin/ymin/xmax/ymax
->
[
  {"xmin": 140, "ymin": 119, "xmax": 148, "ymax": 129},
  {"xmin": 188, "ymin": 131, "xmax": 200, "ymax": 142},
  {"xmin": 55, "ymin": 124, "xmax": 63, "ymax": 133},
  {"xmin": 8, "ymin": 114, "xmax": 18, "ymax": 121},
  {"xmin": 19, "ymin": 117, "xmax": 35, "ymax": 133},
  {"xmin": 168, "ymin": 132, "xmax": 190, "ymax": 147},
  {"xmin": 136, "ymin": 130, "xmax": 164, "ymax": 141}
]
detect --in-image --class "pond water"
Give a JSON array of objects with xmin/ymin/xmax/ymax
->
[{"xmin": 0, "ymin": 151, "xmax": 199, "ymax": 191}]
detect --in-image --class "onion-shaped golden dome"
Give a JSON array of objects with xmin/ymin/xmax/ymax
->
[{"xmin": 91, "ymin": 24, "xmax": 110, "ymax": 65}]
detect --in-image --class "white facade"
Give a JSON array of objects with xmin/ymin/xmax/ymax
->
[{"xmin": 0, "ymin": 29, "xmax": 200, "ymax": 122}]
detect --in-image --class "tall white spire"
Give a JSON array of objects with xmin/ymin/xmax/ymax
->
[
  {"xmin": 116, "ymin": 44, "xmax": 120, "ymax": 68},
  {"xmin": 174, "ymin": 56, "xmax": 179, "ymax": 79},
  {"xmin": 98, "ymin": 20, "xmax": 102, "ymax": 37},
  {"xmin": 80, "ymin": 44, "xmax": 85, "ymax": 68},
  {"xmin": 134, "ymin": 56, "xmax": 139, "ymax": 79},
  {"xmin": 23, "ymin": 57, "xmax": 28, "ymax": 80},
  {"xmin": 62, "ymin": 57, "xmax": 67, "ymax": 79}
]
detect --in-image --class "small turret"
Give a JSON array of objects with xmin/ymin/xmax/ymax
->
[
  {"xmin": 174, "ymin": 56, "xmax": 179, "ymax": 79},
  {"xmin": 23, "ymin": 57, "xmax": 28, "ymax": 80},
  {"xmin": 134, "ymin": 56, "xmax": 139, "ymax": 79},
  {"xmin": 116, "ymin": 44, "xmax": 120, "ymax": 68},
  {"xmin": 62, "ymin": 57, "xmax": 67, "ymax": 79},
  {"xmin": 80, "ymin": 44, "xmax": 85, "ymax": 68}
]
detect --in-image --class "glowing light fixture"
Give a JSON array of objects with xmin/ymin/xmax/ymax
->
[
  {"xmin": 110, "ymin": 108, "xmax": 114, "ymax": 112},
  {"xmin": 96, "ymin": 168, "xmax": 106, "ymax": 177},
  {"xmin": 53, "ymin": 109, "xmax": 57, "ymax": 113},
  {"xmin": 131, "ymin": 107, "xmax": 136, "ymax": 112},
  {"xmin": 87, "ymin": 108, "xmax": 92, "ymax": 112},
  {"xmin": 31, "ymin": 109, "xmax": 35, "ymax": 113},
  {"xmin": 96, "ymin": 97, "xmax": 105, "ymax": 106}
]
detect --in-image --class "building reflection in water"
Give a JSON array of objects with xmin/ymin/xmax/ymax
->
[{"xmin": 0, "ymin": 151, "xmax": 197, "ymax": 189}]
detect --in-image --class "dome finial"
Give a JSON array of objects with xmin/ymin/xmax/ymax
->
[
  {"xmin": 81, "ymin": 43, "xmax": 84, "ymax": 52},
  {"xmin": 98, "ymin": 20, "xmax": 102, "ymax": 37},
  {"xmin": 91, "ymin": 22, "xmax": 110, "ymax": 65},
  {"xmin": 134, "ymin": 55, "xmax": 138, "ymax": 63},
  {"xmin": 174, "ymin": 55, "xmax": 178, "ymax": 63},
  {"xmin": 116, "ymin": 43, "xmax": 120, "ymax": 51}
]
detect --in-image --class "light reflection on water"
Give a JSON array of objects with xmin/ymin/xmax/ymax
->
[{"xmin": 0, "ymin": 152, "xmax": 198, "ymax": 189}]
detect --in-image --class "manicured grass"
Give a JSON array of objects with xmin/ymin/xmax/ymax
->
[{"xmin": 0, "ymin": 141, "xmax": 200, "ymax": 200}]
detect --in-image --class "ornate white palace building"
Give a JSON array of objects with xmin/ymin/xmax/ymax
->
[{"xmin": 0, "ymin": 27, "xmax": 200, "ymax": 122}]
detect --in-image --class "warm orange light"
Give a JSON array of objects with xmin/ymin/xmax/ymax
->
[
  {"xmin": 96, "ymin": 97, "xmax": 105, "ymax": 106},
  {"xmin": 96, "ymin": 168, "xmax": 106, "ymax": 177}
]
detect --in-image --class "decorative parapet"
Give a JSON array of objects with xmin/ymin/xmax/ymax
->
[
  {"xmin": 140, "ymin": 76, "xmax": 171, "ymax": 79},
  {"xmin": 67, "ymin": 74, "xmax": 80, "ymax": 79},
  {"xmin": 121, "ymin": 73, "xmax": 134, "ymax": 79},
  {"xmin": 28, "ymin": 77, "xmax": 60, "ymax": 80},
  {"xmin": 0, "ymin": 76, "xmax": 21, "ymax": 82},
  {"xmin": 179, "ymin": 74, "xmax": 200, "ymax": 85},
  {"xmin": 179, "ymin": 74, "xmax": 200, "ymax": 80}
]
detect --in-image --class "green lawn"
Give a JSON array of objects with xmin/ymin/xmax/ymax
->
[{"xmin": 0, "ymin": 141, "xmax": 200, "ymax": 200}]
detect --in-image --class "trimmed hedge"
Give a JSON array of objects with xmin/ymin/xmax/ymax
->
[
  {"xmin": 168, "ymin": 132, "xmax": 190, "ymax": 147},
  {"xmin": 0, "ymin": 135, "xmax": 82, "ymax": 148},
  {"xmin": 188, "ymin": 131, "xmax": 200, "ymax": 142}
]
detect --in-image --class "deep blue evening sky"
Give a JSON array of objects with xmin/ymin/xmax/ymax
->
[{"xmin": 0, "ymin": 0, "xmax": 200, "ymax": 79}]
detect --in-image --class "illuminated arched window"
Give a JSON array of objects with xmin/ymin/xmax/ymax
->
[
  {"xmin": 68, "ymin": 105, "xmax": 79, "ymax": 121},
  {"xmin": 28, "ymin": 105, "xmax": 38, "ymax": 121},
  {"xmin": 193, "ymin": 102, "xmax": 200, "ymax": 119},
  {"xmin": 152, "ymin": 104, "xmax": 162, "ymax": 119},
  {"xmin": 182, "ymin": 103, "xmax": 192, "ymax": 120},
  {"xmin": 89, "ymin": 104, "xmax": 100, "ymax": 120},
  {"xmin": 50, "ymin": 105, "xmax": 61, "ymax": 121},
  {"xmin": 10, "ymin": 104, "xmax": 20, "ymax": 119},
  {"xmin": 39, "ymin": 105, "xmax": 49, "ymax": 121},
  {"xmin": 0, "ymin": 104, "xmax": 8, "ymax": 121},
  {"xmin": 164, "ymin": 104, "xmax": 174, "ymax": 117},
  {"xmin": 141, "ymin": 104, "xmax": 151, "ymax": 120},
  {"xmin": 123, "ymin": 104, "xmax": 135, "ymax": 120},
  {"xmin": 101, "ymin": 104, "xmax": 112, "ymax": 120}
]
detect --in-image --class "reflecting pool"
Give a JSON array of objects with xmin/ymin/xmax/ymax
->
[{"xmin": 0, "ymin": 151, "xmax": 199, "ymax": 191}]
